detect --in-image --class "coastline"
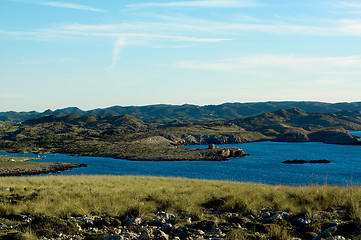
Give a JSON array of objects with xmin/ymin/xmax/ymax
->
[{"xmin": 0, "ymin": 155, "xmax": 87, "ymax": 176}]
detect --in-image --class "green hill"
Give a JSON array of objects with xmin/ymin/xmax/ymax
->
[
  {"xmin": 2, "ymin": 101, "xmax": 361, "ymax": 122},
  {"xmin": 0, "ymin": 108, "xmax": 360, "ymax": 160}
]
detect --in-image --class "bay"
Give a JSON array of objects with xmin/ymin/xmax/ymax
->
[{"xmin": 0, "ymin": 131, "xmax": 360, "ymax": 186}]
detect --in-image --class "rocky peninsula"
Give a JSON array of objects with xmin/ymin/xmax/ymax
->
[
  {"xmin": 122, "ymin": 147, "xmax": 248, "ymax": 161},
  {"xmin": 0, "ymin": 155, "xmax": 86, "ymax": 176},
  {"xmin": 0, "ymin": 162, "xmax": 86, "ymax": 176}
]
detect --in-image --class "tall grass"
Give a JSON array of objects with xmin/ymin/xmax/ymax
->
[{"xmin": 0, "ymin": 175, "xmax": 360, "ymax": 223}]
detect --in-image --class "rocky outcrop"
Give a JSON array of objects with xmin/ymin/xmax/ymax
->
[
  {"xmin": 308, "ymin": 129, "xmax": 361, "ymax": 145},
  {"xmin": 125, "ymin": 147, "xmax": 248, "ymax": 161},
  {"xmin": 274, "ymin": 129, "xmax": 361, "ymax": 145},
  {"xmin": 282, "ymin": 159, "xmax": 331, "ymax": 164},
  {"xmin": 204, "ymin": 147, "xmax": 248, "ymax": 159}
]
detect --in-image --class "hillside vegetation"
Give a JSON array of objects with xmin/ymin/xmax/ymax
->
[
  {"xmin": 230, "ymin": 108, "xmax": 361, "ymax": 144},
  {"xmin": 0, "ymin": 109, "xmax": 360, "ymax": 161},
  {"xmin": 2, "ymin": 101, "xmax": 361, "ymax": 122}
]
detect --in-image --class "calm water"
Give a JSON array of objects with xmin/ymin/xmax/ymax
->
[{"xmin": 1, "ymin": 131, "xmax": 360, "ymax": 186}]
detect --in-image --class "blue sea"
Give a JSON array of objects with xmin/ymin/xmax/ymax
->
[{"xmin": 1, "ymin": 131, "xmax": 360, "ymax": 186}]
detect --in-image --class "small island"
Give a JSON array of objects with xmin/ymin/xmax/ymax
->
[{"xmin": 282, "ymin": 159, "xmax": 331, "ymax": 164}]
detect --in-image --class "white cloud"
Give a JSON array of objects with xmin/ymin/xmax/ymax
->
[
  {"xmin": 55, "ymin": 19, "xmax": 337, "ymax": 38},
  {"xmin": 60, "ymin": 24, "xmax": 118, "ymax": 32},
  {"xmin": 106, "ymin": 33, "xmax": 231, "ymax": 70},
  {"xmin": 324, "ymin": 1, "xmax": 361, "ymax": 15},
  {"xmin": 3, "ymin": 13, "xmax": 361, "ymax": 44},
  {"xmin": 327, "ymin": 1, "xmax": 361, "ymax": 9},
  {"xmin": 0, "ymin": 93, "xmax": 22, "ymax": 98},
  {"xmin": 40, "ymin": 2, "xmax": 106, "ymax": 12},
  {"xmin": 6, "ymin": 0, "xmax": 106, "ymax": 12},
  {"xmin": 127, "ymin": 0, "xmax": 260, "ymax": 8},
  {"xmin": 108, "ymin": 38, "xmax": 126, "ymax": 70},
  {"xmin": 175, "ymin": 55, "xmax": 361, "ymax": 71},
  {"xmin": 338, "ymin": 19, "xmax": 361, "ymax": 36}
]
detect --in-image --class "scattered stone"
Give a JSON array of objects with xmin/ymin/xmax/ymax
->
[
  {"xmin": 71, "ymin": 215, "xmax": 101, "ymax": 227},
  {"xmin": 312, "ymin": 226, "xmax": 337, "ymax": 240},
  {"xmin": 140, "ymin": 229, "xmax": 154, "ymax": 240},
  {"xmin": 1, "ymin": 208, "xmax": 359, "ymax": 239},
  {"xmin": 154, "ymin": 229, "xmax": 169, "ymax": 240},
  {"xmin": 161, "ymin": 223, "xmax": 172, "ymax": 231},
  {"xmin": 298, "ymin": 217, "xmax": 311, "ymax": 226},
  {"xmin": 328, "ymin": 236, "xmax": 347, "ymax": 240},
  {"xmin": 127, "ymin": 217, "xmax": 142, "ymax": 226},
  {"xmin": 156, "ymin": 211, "xmax": 175, "ymax": 220},
  {"xmin": 21, "ymin": 215, "xmax": 34, "ymax": 223},
  {"xmin": 261, "ymin": 212, "xmax": 283, "ymax": 223},
  {"xmin": 104, "ymin": 234, "xmax": 124, "ymax": 240}
]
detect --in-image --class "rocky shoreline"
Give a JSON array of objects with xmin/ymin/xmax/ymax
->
[
  {"xmin": 0, "ymin": 162, "xmax": 87, "ymax": 176},
  {"xmin": 123, "ymin": 147, "xmax": 249, "ymax": 161},
  {"xmin": 68, "ymin": 146, "xmax": 249, "ymax": 162}
]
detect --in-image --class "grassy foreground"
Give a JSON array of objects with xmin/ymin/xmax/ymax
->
[{"xmin": 0, "ymin": 175, "xmax": 360, "ymax": 239}]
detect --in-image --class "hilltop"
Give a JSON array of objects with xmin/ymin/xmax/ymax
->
[
  {"xmin": 0, "ymin": 108, "xmax": 360, "ymax": 161},
  {"xmin": 2, "ymin": 101, "xmax": 361, "ymax": 122}
]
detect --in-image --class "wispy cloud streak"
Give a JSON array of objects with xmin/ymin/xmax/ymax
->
[
  {"xmin": 127, "ymin": 0, "xmax": 260, "ymax": 8},
  {"xmin": 108, "ymin": 38, "xmax": 126, "ymax": 70},
  {"xmin": 8, "ymin": 0, "xmax": 107, "ymax": 12},
  {"xmin": 40, "ymin": 1, "xmax": 106, "ymax": 12},
  {"xmin": 323, "ymin": 1, "xmax": 361, "ymax": 15},
  {"xmin": 175, "ymin": 55, "xmax": 361, "ymax": 71}
]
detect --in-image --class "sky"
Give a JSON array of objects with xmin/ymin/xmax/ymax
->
[{"xmin": 1, "ymin": 0, "xmax": 361, "ymax": 112}]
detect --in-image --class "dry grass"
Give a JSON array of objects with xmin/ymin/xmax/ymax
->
[{"xmin": 0, "ymin": 175, "xmax": 360, "ymax": 223}]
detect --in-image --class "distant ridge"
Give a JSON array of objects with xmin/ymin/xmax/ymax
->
[{"xmin": 1, "ymin": 101, "xmax": 361, "ymax": 122}]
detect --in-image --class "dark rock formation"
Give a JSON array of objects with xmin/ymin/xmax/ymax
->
[
  {"xmin": 282, "ymin": 159, "xmax": 331, "ymax": 164},
  {"xmin": 308, "ymin": 130, "xmax": 361, "ymax": 145}
]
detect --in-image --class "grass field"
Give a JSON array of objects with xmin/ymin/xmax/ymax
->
[{"xmin": 0, "ymin": 175, "xmax": 360, "ymax": 239}]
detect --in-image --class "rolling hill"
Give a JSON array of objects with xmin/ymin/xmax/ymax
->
[{"xmin": 2, "ymin": 101, "xmax": 361, "ymax": 122}]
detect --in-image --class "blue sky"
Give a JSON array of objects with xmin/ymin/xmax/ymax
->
[{"xmin": 1, "ymin": 0, "xmax": 361, "ymax": 111}]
